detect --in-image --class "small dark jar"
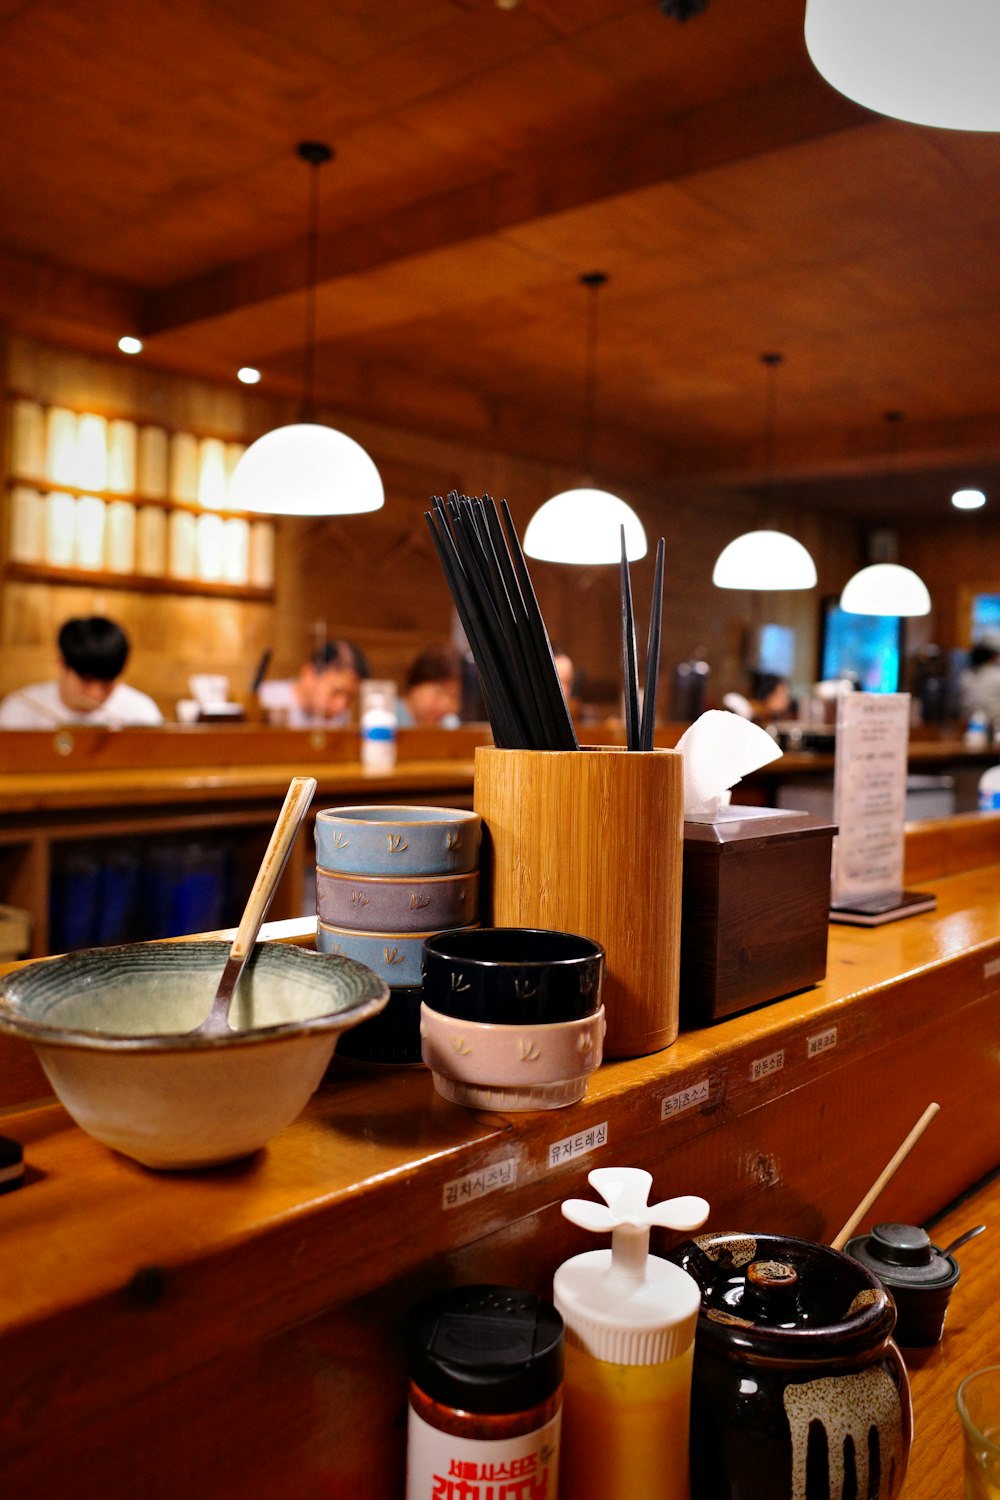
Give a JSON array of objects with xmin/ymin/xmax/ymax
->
[
  {"xmin": 666, "ymin": 1231, "xmax": 912, "ymax": 1500},
  {"xmin": 844, "ymin": 1222, "xmax": 961, "ymax": 1347}
]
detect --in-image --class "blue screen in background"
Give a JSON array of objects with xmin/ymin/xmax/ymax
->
[
  {"xmin": 821, "ymin": 604, "xmax": 901, "ymax": 692},
  {"xmin": 972, "ymin": 594, "xmax": 1000, "ymax": 641}
]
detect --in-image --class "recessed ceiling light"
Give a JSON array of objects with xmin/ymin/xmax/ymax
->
[
  {"xmin": 118, "ymin": 335, "xmax": 143, "ymax": 355},
  {"xmin": 952, "ymin": 488, "xmax": 986, "ymax": 510},
  {"xmin": 237, "ymin": 367, "xmax": 262, "ymax": 385}
]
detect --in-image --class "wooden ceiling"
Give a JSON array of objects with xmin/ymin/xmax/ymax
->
[{"xmin": 2, "ymin": 0, "xmax": 1000, "ymax": 520}]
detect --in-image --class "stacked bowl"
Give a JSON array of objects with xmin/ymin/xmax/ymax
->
[{"xmin": 314, "ymin": 805, "xmax": 481, "ymax": 1064}]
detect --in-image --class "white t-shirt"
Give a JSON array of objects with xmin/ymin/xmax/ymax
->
[{"xmin": 0, "ymin": 680, "xmax": 163, "ymax": 729}]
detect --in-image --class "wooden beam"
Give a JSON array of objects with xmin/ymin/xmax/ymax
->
[{"xmin": 142, "ymin": 72, "xmax": 871, "ymax": 336}]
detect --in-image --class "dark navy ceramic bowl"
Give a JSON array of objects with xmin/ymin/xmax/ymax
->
[{"xmin": 420, "ymin": 927, "xmax": 604, "ymax": 1025}]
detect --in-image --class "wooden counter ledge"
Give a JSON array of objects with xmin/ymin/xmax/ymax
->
[{"xmin": 1, "ymin": 814, "xmax": 999, "ymax": 1496}]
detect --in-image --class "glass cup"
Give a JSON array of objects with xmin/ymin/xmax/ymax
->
[{"xmin": 958, "ymin": 1366, "xmax": 1000, "ymax": 1499}]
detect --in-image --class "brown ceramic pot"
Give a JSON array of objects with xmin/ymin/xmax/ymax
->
[{"xmin": 666, "ymin": 1230, "xmax": 912, "ymax": 1500}]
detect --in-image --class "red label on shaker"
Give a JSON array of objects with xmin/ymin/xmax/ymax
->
[{"xmin": 405, "ymin": 1406, "xmax": 561, "ymax": 1500}]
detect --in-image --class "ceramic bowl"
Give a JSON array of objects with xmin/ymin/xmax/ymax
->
[
  {"xmin": 335, "ymin": 985, "xmax": 425, "ymax": 1066},
  {"xmin": 317, "ymin": 919, "xmax": 479, "ymax": 986},
  {"xmin": 316, "ymin": 867, "xmax": 480, "ymax": 934},
  {"xmin": 420, "ymin": 1000, "xmax": 606, "ymax": 1110},
  {"xmin": 0, "ymin": 941, "xmax": 389, "ymax": 1171},
  {"xmin": 421, "ymin": 927, "xmax": 604, "ymax": 1025},
  {"xmin": 314, "ymin": 805, "xmax": 481, "ymax": 876}
]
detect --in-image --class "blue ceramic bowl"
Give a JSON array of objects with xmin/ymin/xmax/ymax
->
[
  {"xmin": 317, "ymin": 920, "xmax": 479, "ymax": 987},
  {"xmin": 316, "ymin": 867, "xmax": 480, "ymax": 933},
  {"xmin": 314, "ymin": 805, "xmax": 481, "ymax": 876}
]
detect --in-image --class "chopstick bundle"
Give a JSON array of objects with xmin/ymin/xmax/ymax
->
[
  {"xmin": 620, "ymin": 529, "xmax": 666, "ymax": 751},
  {"xmin": 425, "ymin": 492, "xmax": 579, "ymax": 751}
]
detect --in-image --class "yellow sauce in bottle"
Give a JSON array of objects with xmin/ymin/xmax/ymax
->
[{"xmin": 559, "ymin": 1339, "xmax": 693, "ymax": 1500}]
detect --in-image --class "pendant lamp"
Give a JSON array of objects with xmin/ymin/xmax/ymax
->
[
  {"xmin": 229, "ymin": 143, "xmax": 384, "ymax": 517},
  {"xmin": 805, "ymin": 0, "xmax": 1000, "ymax": 133},
  {"xmin": 524, "ymin": 272, "xmax": 647, "ymax": 565},
  {"xmin": 840, "ymin": 412, "xmax": 931, "ymax": 617},
  {"xmin": 712, "ymin": 354, "xmax": 817, "ymax": 591}
]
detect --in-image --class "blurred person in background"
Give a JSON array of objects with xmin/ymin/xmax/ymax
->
[
  {"xmin": 0, "ymin": 616, "xmax": 162, "ymax": 728},
  {"xmin": 259, "ymin": 638, "xmax": 370, "ymax": 727},
  {"xmin": 959, "ymin": 641, "xmax": 1000, "ymax": 725},
  {"xmin": 397, "ymin": 644, "xmax": 462, "ymax": 728}
]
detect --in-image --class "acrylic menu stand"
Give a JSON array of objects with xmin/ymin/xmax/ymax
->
[{"xmin": 829, "ymin": 691, "xmax": 937, "ymax": 925}]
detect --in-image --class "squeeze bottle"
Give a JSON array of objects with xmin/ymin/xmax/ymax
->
[
  {"xmin": 552, "ymin": 1166, "xmax": 709, "ymax": 1500},
  {"xmin": 360, "ymin": 679, "xmax": 398, "ymax": 773},
  {"xmin": 979, "ymin": 761, "xmax": 1000, "ymax": 810}
]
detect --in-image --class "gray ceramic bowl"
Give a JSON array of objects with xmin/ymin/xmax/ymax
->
[
  {"xmin": 317, "ymin": 919, "xmax": 478, "ymax": 987},
  {"xmin": 316, "ymin": 867, "xmax": 480, "ymax": 933},
  {"xmin": 0, "ymin": 941, "xmax": 389, "ymax": 1170},
  {"xmin": 314, "ymin": 805, "xmax": 481, "ymax": 876}
]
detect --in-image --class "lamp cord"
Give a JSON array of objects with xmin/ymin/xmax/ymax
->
[
  {"xmin": 296, "ymin": 141, "xmax": 334, "ymax": 424},
  {"xmin": 580, "ymin": 271, "xmax": 607, "ymax": 480},
  {"xmin": 760, "ymin": 350, "xmax": 783, "ymax": 525},
  {"xmin": 303, "ymin": 161, "xmax": 320, "ymax": 423}
]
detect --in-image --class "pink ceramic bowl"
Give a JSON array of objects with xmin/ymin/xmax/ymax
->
[{"xmin": 420, "ymin": 1000, "xmax": 606, "ymax": 1111}]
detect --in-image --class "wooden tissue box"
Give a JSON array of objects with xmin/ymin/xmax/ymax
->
[{"xmin": 680, "ymin": 805, "xmax": 835, "ymax": 1025}]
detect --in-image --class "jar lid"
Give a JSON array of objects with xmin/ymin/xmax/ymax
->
[
  {"xmin": 845, "ymin": 1222, "xmax": 960, "ymax": 1289},
  {"xmin": 408, "ymin": 1285, "xmax": 564, "ymax": 1415}
]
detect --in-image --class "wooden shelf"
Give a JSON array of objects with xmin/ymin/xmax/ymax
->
[
  {"xmin": 5, "ymin": 558, "xmax": 273, "ymax": 601},
  {"xmin": 5, "ymin": 473, "xmax": 275, "ymax": 525}
]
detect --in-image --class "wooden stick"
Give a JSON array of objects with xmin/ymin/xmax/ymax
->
[{"xmin": 830, "ymin": 1101, "xmax": 941, "ymax": 1251}]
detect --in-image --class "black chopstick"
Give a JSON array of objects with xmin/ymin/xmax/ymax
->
[
  {"xmin": 425, "ymin": 503, "xmax": 525, "ymax": 747},
  {"xmin": 620, "ymin": 525, "xmax": 640, "ymax": 751},
  {"xmin": 498, "ymin": 498, "xmax": 579, "ymax": 751},
  {"xmin": 640, "ymin": 537, "xmax": 665, "ymax": 751}
]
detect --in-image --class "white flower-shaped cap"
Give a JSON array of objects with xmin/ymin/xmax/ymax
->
[{"xmin": 554, "ymin": 1167, "xmax": 709, "ymax": 1365}]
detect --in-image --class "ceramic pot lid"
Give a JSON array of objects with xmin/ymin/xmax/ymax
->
[{"xmin": 845, "ymin": 1222, "xmax": 960, "ymax": 1289}]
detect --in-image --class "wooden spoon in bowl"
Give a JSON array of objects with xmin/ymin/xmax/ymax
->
[{"xmin": 188, "ymin": 775, "xmax": 317, "ymax": 1038}]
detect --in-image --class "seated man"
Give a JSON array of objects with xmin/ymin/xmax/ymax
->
[
  {"xmin": 260, "ymin": 639, "xmax": 370, "ymax": 728},
  {"xmin": 396, "ymin": 644, "xmax": 462, "ymax": 728},
  {"xmin": 0, "ymin": 616, "xmax": 163, "ymax": 728}
]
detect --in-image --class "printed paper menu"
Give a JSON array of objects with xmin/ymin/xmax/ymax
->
[{"xmin": 831, "ymin": 692, "xmax": 910, "ymax": 903}]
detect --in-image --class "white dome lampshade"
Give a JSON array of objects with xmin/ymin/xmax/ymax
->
[
  {"xmin": 805, "ymin": 0, "xmax": 1000, "ymax": 132},
  {"xmin": 524, "ymin": 487, "xmax": 647, "ymax": 564},
  {"xmin": 228, "ymin": 423, "xmax": 384, "ymax": 517},
  {"xmin": 839, "ymin": 562, "xmax": 931, "ymax": 617},
  {"xmin": 712, "ymin": 529, "xmax": 818, "ymax": 591}
]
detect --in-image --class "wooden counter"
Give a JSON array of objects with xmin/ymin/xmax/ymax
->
[
  {"xmin": 1, "ymin": 817, "xmax": 999, "ymax": 1496},
  {"xmin": 0, "ymin": 725, "xmax": 487, "ymax": 955}
]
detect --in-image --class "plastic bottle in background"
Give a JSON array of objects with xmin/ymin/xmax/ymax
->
[
  {"xmin": 360, "ymin": 679, "xmax": 398, "ymax": 773},
  {"xmin": 965, "ymin": 710, "xmax": 989, "ymax": 749},
  {"xmin": 553, "ymin": 1167, "xmax": 709, "ymax": 1500},
  {"xmin": 979, "ymin": 762, "xmax": 1000, "ymax": 810},
  {"xmin": 405, "ymin": 1285, "xmax": 564, "ymax": 1500}
]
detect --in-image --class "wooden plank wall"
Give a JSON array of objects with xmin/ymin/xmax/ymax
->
[{"xmin": 1, "ymin": 333, "xmax": 863, "ymax": 718}]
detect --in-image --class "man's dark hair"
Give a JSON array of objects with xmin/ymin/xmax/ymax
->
[
  {"xmin": 57, "ymin": 617, "xmax": 129, "ymax": 682},
  {"xmin": 970, "ymin": 642, "xmax": 1000, "ymax": 670},
  {"xmin": 313, "ymin": 638, "xmax": 370, "ymax": 679},
  {"xmin": 405, "ymin": 644, "xmax": 462, "ymax": 692}
]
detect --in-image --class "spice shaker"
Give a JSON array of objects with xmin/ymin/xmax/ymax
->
[
  {"xmin": 553, "ymin": 1166, "xmax": 709, "ymax": 1500},
  {"xmin": 405, "ymin": 1284, "xmax": 563, "ymax": 1500}
]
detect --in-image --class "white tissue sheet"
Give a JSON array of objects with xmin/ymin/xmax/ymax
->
[{"xmin": 676, "ymin": 709, "xmax": 783, "ymax": 817}]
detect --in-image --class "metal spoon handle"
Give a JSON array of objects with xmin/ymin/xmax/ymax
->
[{"xmin": 940, "ymin": 1223, "xmax": 986, "ymax": 1258}]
